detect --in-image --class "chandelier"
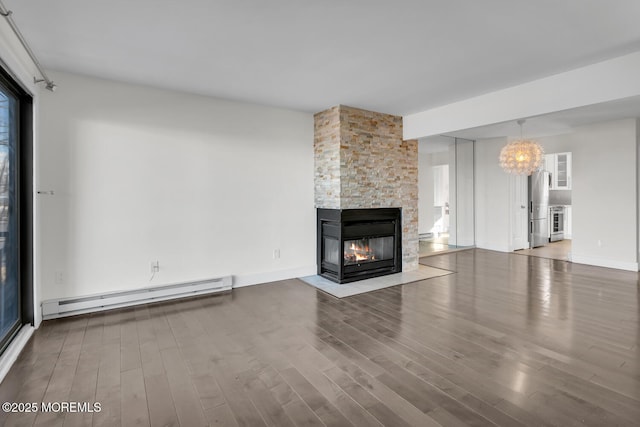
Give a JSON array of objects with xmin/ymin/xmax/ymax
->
[{"xmin": 499, "ymin": 119, "xmax": 544, "ymax": 175}]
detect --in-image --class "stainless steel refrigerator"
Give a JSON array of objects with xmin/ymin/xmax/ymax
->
[{"xmin": 529, "ymin": 170, "xmax": 549, "ymax": 248}]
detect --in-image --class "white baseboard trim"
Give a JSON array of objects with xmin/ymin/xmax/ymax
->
[
  {"xmin": 570, "ymin": 255, "xmax": 638, "ymax": 272},
  {"xmin": 0, "ymin": 325, "xmax": 34, "ymax": 384},
  {"xmin": 475, "ymin": 242, "xmax": 510, "ymax": 253},
  {"xmin": 233, "ymin": 265, "xmax": 317, "ymax": 288}
]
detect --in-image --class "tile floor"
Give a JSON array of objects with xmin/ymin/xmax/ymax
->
[{"xmin": 299, "ymin": 265, "xmax": 453, "ymax": 298}]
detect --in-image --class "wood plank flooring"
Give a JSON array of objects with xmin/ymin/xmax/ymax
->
[
  {"xmin": 1, "ymin": 248, "xmax": 639, "ymax": 426},
  {"xmin": 515, "ymin": 239, "xmax": 572, "ymax": 261}
]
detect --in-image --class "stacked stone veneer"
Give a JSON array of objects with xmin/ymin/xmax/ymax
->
[{"xmin": 314, "ymin": 105, "xmax": 419, "ymax": 271}]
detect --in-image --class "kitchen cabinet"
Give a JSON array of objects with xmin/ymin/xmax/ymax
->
[
  {"xmin": 545, "ymin": 152, "xmax": 572, "ymax": 190},
  {"xmin": 555, "ymin": 152, "xmax": 571, "ymax": 189}
]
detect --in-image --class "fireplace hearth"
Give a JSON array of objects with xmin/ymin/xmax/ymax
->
[{"xmin": 317, "ymin": 208, "xmax": 402, "ymax": 283}]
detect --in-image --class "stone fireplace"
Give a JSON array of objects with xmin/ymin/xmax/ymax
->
[{"xmin": 314, "ymin": 105, "xmax": 418, "ymax": 283}]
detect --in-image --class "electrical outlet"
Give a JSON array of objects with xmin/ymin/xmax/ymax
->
[
  {"xmin": 150, "ymin": 261, "xmax": 160, "ymax": 274},
  {"xmin": 55, "ymin": 271, "xmax": 64, "ymax": 284},
  {"xmin": 273, "ymin": 249, "xmax": 280, "ymax": 259}
]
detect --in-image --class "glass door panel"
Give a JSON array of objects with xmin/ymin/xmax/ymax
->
[
  {"xmin": 419, "ymin": 136, "xmax": 475, "ymax": 255},
  {"xmin": 0, "ymin": 86, "xmax": 19, "ymax": 350},
  {"xmin": 556, "ymin": 153, "xmax": 568, "ymax": 187},
  {"xmin": 453, "ymin": 138, "xmax": 475, "ymax": 247},
  {"xmin": 344, "ymin": 236, "xmax": 394, "ymax": 265}
]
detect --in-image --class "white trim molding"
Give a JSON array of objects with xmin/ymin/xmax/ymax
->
[
  {"xmin": 233, "ymin": 265, "xmax": 317, "ymax": 288},
  {"xmin": 0, "ymin": 325, "xmax": 34, "ymax": 384},
  {"xmin": 570, "ymin": 255, "xmax": 638, "ymax": 272}
]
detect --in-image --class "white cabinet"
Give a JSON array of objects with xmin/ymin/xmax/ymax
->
[
  {"xmin": 555, "ymin": 152, "xmax": 571, "ymax": 189},
  {"xmin": 545, "ymin": 152, "xmax": 572, "ymax": 190}
]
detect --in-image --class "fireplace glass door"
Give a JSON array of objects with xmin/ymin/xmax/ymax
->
[
  {"xmin": 323, "ymin": 238, "xmax": 340, "ymax": 265},
  {"xmin": 343, "ymin": 236, "xmax": 394, "ymax": 265}
]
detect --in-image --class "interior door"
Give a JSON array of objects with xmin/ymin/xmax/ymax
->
[{"xmin": 510, "ymin": 174, "xmax": 528, "ymax": 250}]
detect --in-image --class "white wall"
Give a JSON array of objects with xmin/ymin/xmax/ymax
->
[
  {"xmin": 474, "ymin": 137, "xmax": 511, "ymax": 252},
  {"xmin": 535, "ymin": 133, "xmax": 575, "ymax": 154},
  {"xmin": 564, "ymin": 119, "xmax": 637, "ymax": 270},
  {"xmin": 38, "ymin": 71, "xmax": 315, "ymax": 301}
]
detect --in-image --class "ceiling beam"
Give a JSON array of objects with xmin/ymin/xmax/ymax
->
[{"xmin": 404, "ymin": 51, "xmax": 640, "ymax": 139}]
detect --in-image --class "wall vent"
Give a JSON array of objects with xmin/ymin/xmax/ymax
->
[{"xmin": 41, "ymin": 276, "xmax": 232, "ymax": 320}]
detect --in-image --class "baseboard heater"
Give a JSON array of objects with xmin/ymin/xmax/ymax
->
[{"xmin": 41, "ymin": 276, "xmax": 232, "ymax": 320}]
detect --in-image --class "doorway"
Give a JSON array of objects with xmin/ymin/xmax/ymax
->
[{"xmin": 512, "ymin": 151, "xmax": 573, "ymax": 262}]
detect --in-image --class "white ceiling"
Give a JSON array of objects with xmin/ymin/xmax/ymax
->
[{"xmin": 5, "ymin": 0, "xmax": 640, "ymax": 123}]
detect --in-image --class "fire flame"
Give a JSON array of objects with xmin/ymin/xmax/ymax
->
[{"xmin": 345, "ymin": 242, "xmax": 375, "ymax": 263}]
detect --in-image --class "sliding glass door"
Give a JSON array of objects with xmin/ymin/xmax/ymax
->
[
  {"xmin": 0, "ymin": 66, "xmax": 32, "ymax": 355},
  {"xmin": 0, "ymin": 83, "xmax": 19, "ymax": 351}
]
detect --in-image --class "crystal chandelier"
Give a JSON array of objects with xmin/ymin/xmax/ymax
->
[{"xmin": 499, "ymin": 119, "xmax": 544, "ymax": 175}]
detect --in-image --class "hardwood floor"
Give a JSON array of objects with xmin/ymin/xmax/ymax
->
[
  {"xmin": 515, "ymin": 239, "xmax": 572, "ymax": 261},
  {"xmin": 1, "ymin": 248, "xmax": 639, "ymax": 426}
]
